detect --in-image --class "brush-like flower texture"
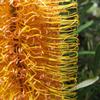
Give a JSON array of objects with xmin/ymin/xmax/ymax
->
[{"xmin": 0, "ymin": 0, "xmax": 79, "ymax": 100}]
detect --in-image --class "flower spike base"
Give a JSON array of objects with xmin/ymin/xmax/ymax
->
[{"xmin": 0, "ymin": 0, "xmax": 79, "ymax": 100}]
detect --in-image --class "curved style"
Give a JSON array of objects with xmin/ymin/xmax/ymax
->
[{"xmin": 0, "ymin": 0, "xmax": 79, "ymax": 100}]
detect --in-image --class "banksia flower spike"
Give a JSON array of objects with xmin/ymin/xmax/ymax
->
[{"xmin": 0, "ymin": 0, "xmax": 79, "ymax": 100}]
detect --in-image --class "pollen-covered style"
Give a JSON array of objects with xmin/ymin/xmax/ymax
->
[{"xmin": 0, "ymin": 0, "xmax": 79, "ymax": 100}]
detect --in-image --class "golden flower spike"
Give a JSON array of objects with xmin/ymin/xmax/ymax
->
[{"xmin": 0, "ymin": 0, "xmax": 79, "ymax": 100}]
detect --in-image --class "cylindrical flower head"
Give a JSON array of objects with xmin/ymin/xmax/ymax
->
[{"xmin": 0, "ymin": 0, "xmax": 79, "ymax": 100}]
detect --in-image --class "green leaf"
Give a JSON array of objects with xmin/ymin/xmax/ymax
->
[
  {"xmin": 79, "ymin": 51, "xmax": 95, "ymax": 56},
  {"xmin": 77, "ymin": 20, "xmax": 94, "ymax": 34},
  {"xmin": 71, "ymin": 76, "xmax": 99, "ymax": 91}
]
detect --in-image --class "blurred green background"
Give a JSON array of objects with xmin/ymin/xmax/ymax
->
[{"xmin": 78, "ymin": 0, "xmax": 100, "ymax": 100}]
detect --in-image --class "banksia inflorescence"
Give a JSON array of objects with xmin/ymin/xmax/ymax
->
[{"xmin": 0, "ymin": 0, "xmax": 79, "ymax": 100}]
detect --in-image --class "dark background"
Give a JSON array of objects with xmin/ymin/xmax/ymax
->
[{"xmin": 78, "ymin": 0, "xmax": 100, "ymax": 100}]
